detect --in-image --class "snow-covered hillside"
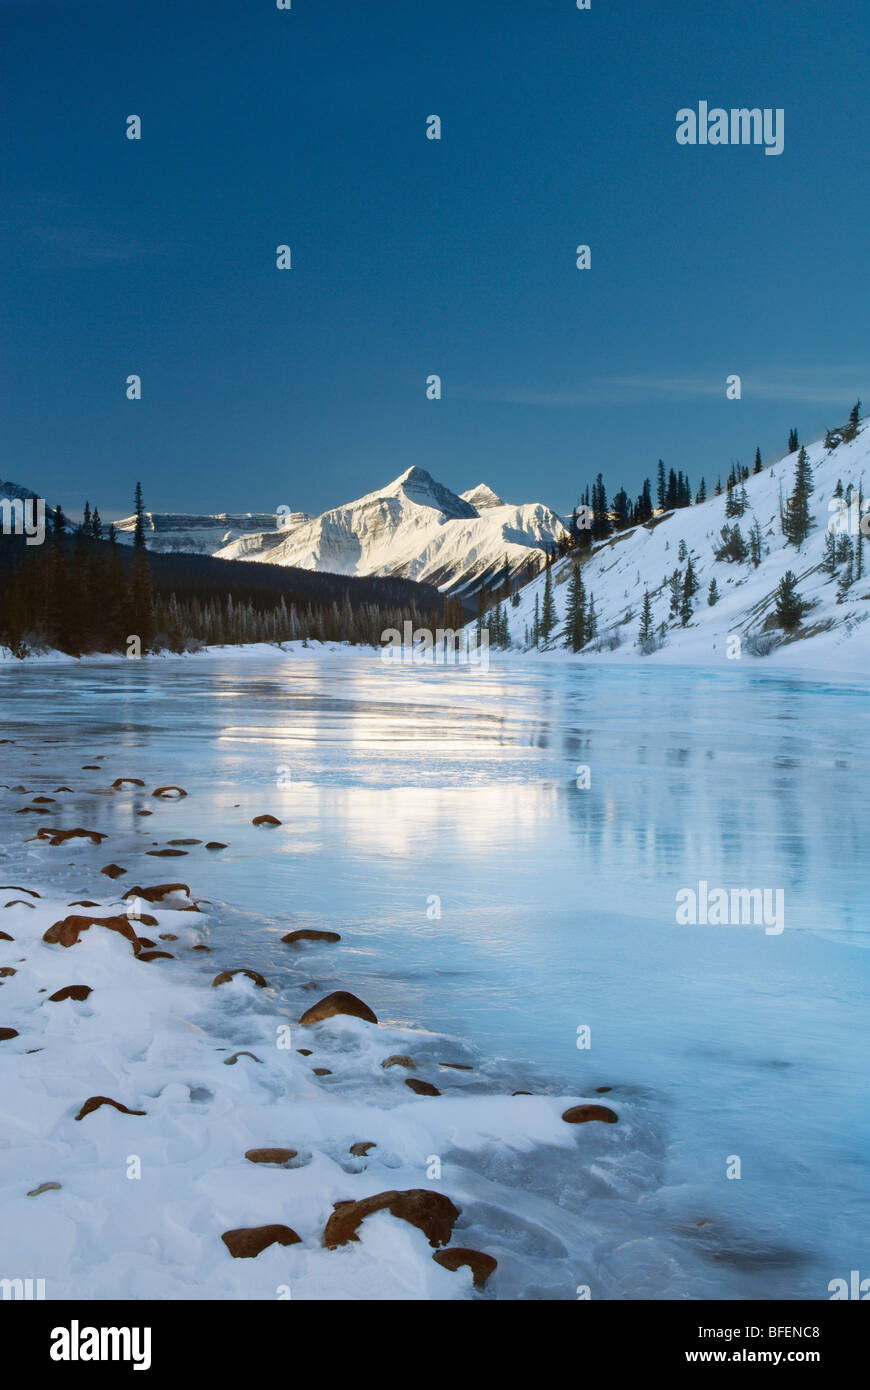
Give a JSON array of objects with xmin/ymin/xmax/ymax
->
[
  {"xmin": 495, "ymin": 426, "xmax": 870, "ymax": 672},
  {"xmin": 215, "ymin": 467, "xmax": 568, "ymax": 599}
]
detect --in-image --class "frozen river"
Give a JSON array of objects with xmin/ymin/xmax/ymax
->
[{"xmin": 1, "ymin": 649, "xmax": 867, "ymax": 1300}]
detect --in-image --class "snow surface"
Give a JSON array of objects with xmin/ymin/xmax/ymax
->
[
  {"xmin": 498, "ymin": 426, "xmax": 870, "ymax": 674},
  {"xmin": 1, "ymin": 650, "xmax": 867, "ymax": 1300}
]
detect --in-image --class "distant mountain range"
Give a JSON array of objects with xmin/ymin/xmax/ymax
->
[{"xmin": 114, "ymin": 467, "xmax": 568, "ymax": 598}]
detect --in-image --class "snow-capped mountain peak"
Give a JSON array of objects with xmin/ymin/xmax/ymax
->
[
  {"xmin": 461, "ymin": 483, "xmax": 505, "ymax": 510},
  {"xmin": 110, "ymin": 466, "xmax": 566, "ymax": 598}
]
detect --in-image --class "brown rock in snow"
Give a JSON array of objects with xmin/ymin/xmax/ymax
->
[
  {"xmin": 75, "ymin": 1096, "xmax": 146, "ymax": 1121},
  {"xmin": 222, "ymin": 1225, "xmax": 301, "ymax": 1259},
  {"xmin": 212, "ymin": 968, "xmax": 267, "ymax": 988},
  {"xmin": 281, "ymin": 929, "xmax": 341, "ymax": 945},
  {"xmin": 324, "ymin": 1190, "xmax": 459, "ymax": 1250},
  {"xmin": 433, "ymin": 1247, "xmax": 498, "ymax": 1288},
  {"xmin": 405, "ymin": 1078, "xmax": 441, "ymax": 1097},
  {"xmin": 43, "ymin": 914, "xmax": 144, "ymax": 954},
  {"xmin": 561, "ymin": 1104, "xmax": 618, "ymax": 1125},
  {"xmin": 299, "ymin": 991, "xmax": 377, "ymax": 1026},
  {"xmin": 123, "ymin": 883, "xmax": 190, "ymax": 903}
]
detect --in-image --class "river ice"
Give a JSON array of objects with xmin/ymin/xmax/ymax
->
[{"xmin": 0, "ymin": 647, "xmax": 867, "ymax": 1299}]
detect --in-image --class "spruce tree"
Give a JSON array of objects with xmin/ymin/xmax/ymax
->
[
  {"xmin": 638, "ymin": 590, "xmax": 654, "ymax": 647},
  {"xmin": 822, "ymin": 529, "xmax": 837, "ymax": 576},
  {"xmin": 707, "ymin": 578, "xmax": 719, "ymax": 606},
  {"xmin": 844, "ymin": 400, "xmax": 862, "ymax": 443},
  {"xmin": 563, "ymin": 562, "xmax": 587, "ymax": 652},
  {"xmin": 783, "ymin": 447, "xmax": 814, "ymax": 547},
  {"xmin": 540, "ymin": 563, "xmax": 556, "ymax": 640},
  {"xmin": 591, "ymin": 474, "xmax": 612, "ymax": 540},
  {"xmin": 128, "ymin": 481, "xmax": 154, "ymax": 650},
  {"xmin": 668, "ymin": 568, "xmax": 682, "ymax": 617},
  {"xmin": 754, "ymin": 447, "xmax": 762, "ymax": 474},
  {"xmin": 683, "ymin": 555, "xmax": 699, "ymax": 599},
  {"xmin": 657, "ymin": 459, "xmax": 666, "ymax": 511},
  {"xmin": 774, "ymin": 571, "xmax": 806, "ymax": 630}
]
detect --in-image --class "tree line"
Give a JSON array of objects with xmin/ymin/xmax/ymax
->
[{"xmin": 0, "ymin": 483, "xmax": 463, "ymax": 658}]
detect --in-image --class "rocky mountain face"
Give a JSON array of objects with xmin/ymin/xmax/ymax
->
[{"xmin": 118, "ymin": 467, "xmax": 568, "ymax": 598}]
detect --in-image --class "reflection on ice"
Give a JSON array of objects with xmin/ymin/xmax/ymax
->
[{"xmin": 0, "ymin": 650, "xmax": 867, "ymax": 1299}]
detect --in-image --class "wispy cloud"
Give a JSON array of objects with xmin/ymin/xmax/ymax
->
[{"xmin": 461, "ymin": 367, "xmax": 869, "ymax": 409}]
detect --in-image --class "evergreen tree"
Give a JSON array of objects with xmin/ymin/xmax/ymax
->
[
  {"xmin": 788, "ymin": 428, "xmax": 799, "ymax": 454},
  {"xmin": 563, "ymin": 562, "xmax": 587, "ymax": 652},
  {"xmin": 837, "ymin": 541, "xmax": 854, "ymax": 600},
  {"xmin": 591, "ymin": 474, "xmax": 612, "ymax": 540},
  {"xmin": 635, "ymin": 478, "xmax": 653, "ymax": 523},
  {"xmin": 477, "ymin": 584, "xmax": 487, "ymax": 632},
  {"xmin": 822, "ymin": 528, "xmax": 837, "ymax": 576},
  {"xmin": 683, "ymin": 555, "xmax": 699, "ymax": 599},
  {"xmin": 754, "ymin": 447, "xmax": 763, "ymax": 474},
  {"xmin": 611, "ymin": 487, "xmax": 631, "ymax": 530},
  {"xmin": 783, "ymin": 447, "xmax": 814, "ymax": 547},
  {"xmin": 774, "ymin": 571, "xmax": 806, "ymax": 630},
  {"xmin": 133, "ymin": 481, "xmax": 147, "ymax": 551},
  {"xmin": 696, "ymin": 478, "xmax": 707, "ymax": 504},
  {"xmin": 668, "ymin": 568, "xmax": 682, "ymax": 618},
  {"xmin": 656, "ymin": 459, "xmax": 666, "ymax": 511},
  {"xmin": 679, "ymin": 572, "xmax": 694, "ymax": 626},
  {"xmin": 844, "ymin": 400, "xmax": 862, "ymax": 443},
  {"xmin": 707, "ymin": 578, "xmax": 719, "ymax": 606},
  {"xmin": 128, "ymin": 481, "xmax": 154, "ymax": 650},
  {"xmin": 540, "ymin": 564, "xmax": 556, "ymax": 640},
  {"xmin": 637, "ymin": 589, "xmax": 654, "ymax": 647}
]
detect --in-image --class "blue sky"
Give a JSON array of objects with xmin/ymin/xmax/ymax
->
[{"xmin": 2, "ymin": 0, "xmax": 868, "ymax": 520}]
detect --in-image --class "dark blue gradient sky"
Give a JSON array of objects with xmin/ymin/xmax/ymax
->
[{"xmin": 2, "ymin": 0, "xmax": 868, "ymax": 519}]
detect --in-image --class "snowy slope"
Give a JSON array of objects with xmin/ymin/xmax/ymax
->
[
  {"xmin": 495, "ymin": 425, "xmax": 870, "ymax": 672},
  {"xmin": 215, "ymin": 467, "xmax": 567, "ymax": 598}
]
